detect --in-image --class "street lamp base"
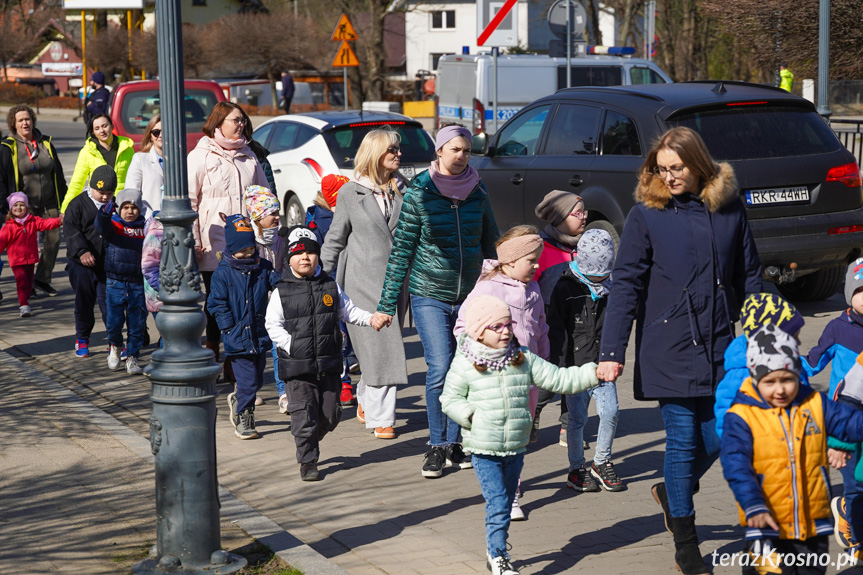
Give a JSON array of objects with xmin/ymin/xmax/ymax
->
[{"xmin": 132, "ymin": 549, "xmax": 247, "ymax": 575}]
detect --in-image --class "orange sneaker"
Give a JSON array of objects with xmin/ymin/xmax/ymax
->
[
  {"xmin": 833, "ymin": 496, "xmax": 858, "ymax": 548},
  {"xmin": 374, "ymin": 426, "xmax": 396, "ymax": 439},
  {"xmin": 357, "ymin": 403, "xmax": 365, "ymax": 424}
]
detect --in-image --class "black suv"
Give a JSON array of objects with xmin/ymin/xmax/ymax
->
[{"xmin": 471, "ymin": 81, "xmax": 863, "ymax": 301}]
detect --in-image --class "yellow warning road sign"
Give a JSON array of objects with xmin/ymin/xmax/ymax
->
[
  {"xmin": 332, "ymin": 40, "xmax": 359, "ymax": 68},
  {"xmin": 331, "ymin": 13, "xmax": 358, "ymax": 41}
]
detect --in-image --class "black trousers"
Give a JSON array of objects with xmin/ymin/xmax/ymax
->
[
  {"xmin": 741, "ymin": 535, "xmax": 829, "ymax": 575},
  {"xmin": 200, "ymin": 271, "xmax": 221, "ymax": 344},
  {"xmin": 67, "ymin": 260, "xmax": 107, "ymax": 342},
  {"xmin": 286, "ymin": 372, "xmax": 341, "ymax": 464}
]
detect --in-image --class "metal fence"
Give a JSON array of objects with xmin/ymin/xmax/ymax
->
[{"xmin": 834, "ymin": 119, "xmax": 863, "ymax": 167}]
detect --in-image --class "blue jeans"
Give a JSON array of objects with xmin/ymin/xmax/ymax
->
[
  {"xmin": 473, "ymin": 453, "xmax": 524, "ymax": 559},
  {"xmin": 272, "ymin": 345, "xmax": 285, "ymax": 397},
  {"xmin": 659, "ymin": 396, "xmax": 721, "ymax": 518},
  {"xmin": 566, "ymin": 381, "xmax": 619, "ymax": 470},
  {"xmin": 231, "ymin": 352, "xmax": 267, "ymax": 415},
  {"xmin": 840, "ymin": 448, "xmax": 863, "ymax": 542},
  {"xmin": 106, "ymin": 278, "xmax": 147, "ymax": 357},
  {"xmin": 411, "ymin": 294, "xmax": 461, "ymax": 447}
]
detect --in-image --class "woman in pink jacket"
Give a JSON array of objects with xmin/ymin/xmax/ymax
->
[{"xmin": 188, "ymin": 102, "xmax": 267, "ymax": 369}]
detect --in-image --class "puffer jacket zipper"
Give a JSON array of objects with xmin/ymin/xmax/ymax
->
[
  {"xmin": 309, "ymin": 279, "xmax": 319, "ymax": 378},
  {"xmin": 499, "ymin": 370, "xmax": 509, "ymax": 448},
  {"xmin": 779, "ymin": 408, "xmax": 801, "ymax": 538},
  {"xmin": 453, "ymin": 203, "xmax": 464, "ymax": 300}
]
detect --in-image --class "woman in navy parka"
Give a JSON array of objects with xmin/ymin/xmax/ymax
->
[{"xmin": 597, "ymin": 127, "xmax": 761, "ymax": 574}]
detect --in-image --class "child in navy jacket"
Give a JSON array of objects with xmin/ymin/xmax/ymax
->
[
  {"xmin": 95, "ymin": 188, "xmax": 147, "ymax": 375},
  {"xmin": 207, "ymin": 213, "xmax": 281, "ymax": 440},
  {"xmin": 806, "ymin": 258, "xmax": 863, "ymax": 550}
]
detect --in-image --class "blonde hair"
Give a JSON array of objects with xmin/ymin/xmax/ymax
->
[
  {"xmin": 354, "ymin": 127, "xmax": 402, "ymax": 193},
  {"xmin": 482, "ymin": 224, "xmax": 541, "ymax": 279}
]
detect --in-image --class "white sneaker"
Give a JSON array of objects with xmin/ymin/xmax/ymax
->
[
  {"xmin": 255, "ymin": 396, "xmax": 265, "ymax": 406},
  {"xmin": 487, "ymin": 552, "xmax": 519, "ymax": 575},
  {"xmin": 126, "ymin": 355, "xmax": 143, "ymax": 375},
  {"xmin": 278, "ymin": 394, "xmax": 289, "ymax": 414},
  {"xmin": 19, "ymin": 305, "xmax": 31, "ymax": 317},
  {"xmin": 108, "ymin": 344, "xmax": 122, "ymax": 370},
  {"xmin": 510, "ymin": 494, "xmax": 526, "ymax": 521}
]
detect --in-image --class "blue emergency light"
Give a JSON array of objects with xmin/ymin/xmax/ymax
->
[{"xmin": 587, "ymin": 46, "xmax": 636, "ymax": 55}]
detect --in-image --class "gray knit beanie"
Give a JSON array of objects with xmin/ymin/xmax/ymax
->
[
  {"xmin": 845, "ymin": 257, "xmax": 863, "ymax": 307},
  {"xmin": 534, "ymin": 190, "xmax": 583, "ymax": 226}
]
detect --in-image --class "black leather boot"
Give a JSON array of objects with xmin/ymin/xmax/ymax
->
[{"xmin": 670, "ymin": 515, "xmax": 711, "ymax": 575}]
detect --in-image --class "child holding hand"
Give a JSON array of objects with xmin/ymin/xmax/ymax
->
[
  {"xmin": 0, "ymin": 192, "xmax": 63, "ymax": 317},
  {"xmin": 721, "ymin": 323, "xmax": 863, "ymax": 574},
  {"xmin": 442, "ymin": 295, "xmax": 599, "ymax": 575}
]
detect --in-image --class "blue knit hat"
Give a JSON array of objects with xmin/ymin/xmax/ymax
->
[
  {"xmin": 223, "ymin": 213, "xmax": 255, "ymax": 254},
  {"xmin": 739, "ymin": 293, "xmax": 804, "ymax": 338}
]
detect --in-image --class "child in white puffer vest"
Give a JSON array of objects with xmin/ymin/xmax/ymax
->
[{"xmin": 441, "ymin": 295, "xmax": 600, "ymax": 575}]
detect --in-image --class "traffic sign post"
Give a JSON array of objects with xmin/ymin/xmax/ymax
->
[
  {"xmin": 331, "ymin": 13, "xmax": 358, "ymax": 110},
  {"xmin": 476, "ymin": 0, "xmax": 520, "ymax": 132}
]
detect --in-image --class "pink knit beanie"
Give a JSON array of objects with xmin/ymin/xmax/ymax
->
[
  {"xmin": 465, "ymin": 295, "xmax": 512, "ymax": 340},
  {"xmin": 496, "ymin": 234, "xmax": 543, "ymax": 265}
]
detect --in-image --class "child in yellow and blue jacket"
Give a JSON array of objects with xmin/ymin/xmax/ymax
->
[{"xmin": 721, "ymin": 323, "xmax": 863, "ymax": 574}]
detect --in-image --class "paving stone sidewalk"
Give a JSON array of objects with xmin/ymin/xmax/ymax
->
[{"xmin": 0, "ymin": 255, "xmax": 856, "ymax": 574}]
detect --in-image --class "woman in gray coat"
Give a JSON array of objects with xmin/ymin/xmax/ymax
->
[{"xmin": 320, "ymin": 127, "xmax": 408, "ymax": 440}]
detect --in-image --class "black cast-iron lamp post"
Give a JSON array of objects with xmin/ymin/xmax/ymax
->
[{"xmin": 132, "ymin": 0, "xmax": 245, "ymax": 572}]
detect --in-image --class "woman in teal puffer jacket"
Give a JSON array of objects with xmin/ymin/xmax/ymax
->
[
  {"xmin": 441, "ymin": 295, "xmax": 598, "ymax": 575},
  {"xmin": 377, "ymin": 124, "xmax": 499, "ymax": 479}
]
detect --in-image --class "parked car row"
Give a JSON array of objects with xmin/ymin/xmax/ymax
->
[{"xmin": 107, "ymin": 79, "xmax": 862, "ymax": 302}]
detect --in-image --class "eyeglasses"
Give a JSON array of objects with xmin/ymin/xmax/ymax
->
[
  {"xmin": 386, "ymin": 146, "xmax": 401, "ymax": 154},
  {"xmin": 652, "ymin": 165, "xmax": 686, "ymax": 178},
  {"xmin": 570, "ymin": 210, "xmax": 588, "ymax": 220},
  {"xmin": 225, "ymin": 117, "xmax": 246, "ymax": 127},
  {"xmin": 150, "ymin": 129, "xmax": 162, "ymax": 138},
  {"xmin": 486, "ymin": 320, "xmax": 515, "ymax": 334}
]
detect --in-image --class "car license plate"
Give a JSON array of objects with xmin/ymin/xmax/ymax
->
[
  {"xmin": 399, "ymin": 165, "xmax": 415, "ymax": 179},
  {"xmin": 745, "ymin": 186, "xmax": 810, "ymax": 206}
]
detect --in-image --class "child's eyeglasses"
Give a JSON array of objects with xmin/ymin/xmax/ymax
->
[
  {"xmin": 486, "ymin": 320, "xmax": 515, "ymax": 333},
  {"xmin": 570, "ymin": 210, "xmax": 588, "ymax": 220}
]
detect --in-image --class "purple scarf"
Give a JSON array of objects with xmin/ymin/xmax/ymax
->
[{"xmin": 428, "ymin": 160, "xmax": 480, "ymax": 202}]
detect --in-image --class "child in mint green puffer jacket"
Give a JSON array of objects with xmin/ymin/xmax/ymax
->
[{"xmin": 441, "ymin": 295, "xmax": 599, "ymax": 575}]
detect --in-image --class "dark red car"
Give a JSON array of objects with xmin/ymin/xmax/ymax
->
[{"xmin": 109, "ymin": 79, "xmax": 226, "ymax": 152}]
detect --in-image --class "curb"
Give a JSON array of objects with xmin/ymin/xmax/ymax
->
[{"xmin": 0, "ymin": 349, "xmax": 350, "ymax": 575}]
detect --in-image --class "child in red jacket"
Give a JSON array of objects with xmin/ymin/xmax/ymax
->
[{"xmin": 0, "ymin": 192, "xmax": 63, "ymax": 316}]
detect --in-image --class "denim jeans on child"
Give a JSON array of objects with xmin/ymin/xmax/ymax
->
[
  {"xmin": 840, "ymin": 448, "xmax": 863, "ymax": 542},
  {"xmin": 566, "ymin": 380, "xmax": 619, "ymax": 469},
  {"xmin": 473, "ymin": 452, "xmax": 525, "ymax": 559},
  {"xmin": 271, "ymin": 345, "xmax": 285, "ymax": 397},
  {"xmin": 106, "ymin": 278, "xmax": 147, "ymax": 356},
  {"xmin": 659, "ymin": 396, "xmax": 721, "ymax": 518},
  {"xmin": 410, "ymin": 294, "xmax": 461, "ymax": 447},
  {"xmin": 232, "ymin": 352, "xmax": 267, "ymax": 415}
]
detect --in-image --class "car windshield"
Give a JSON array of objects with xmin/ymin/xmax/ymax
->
[
  {"xmin": 668, "ymin": 105, "xmax": 841, "ymax": 160},
  {"xmin": 118, "ymin": 89, "xmax": 221, "ymax": 136},
  {"xmin": 322, "ymin": 123, "xmax": 436, "ymax": 168}
]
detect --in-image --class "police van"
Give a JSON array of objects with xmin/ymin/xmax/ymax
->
[{"xmin": 435, "ymin": 53, "xmax": 672, "ymax": 134}]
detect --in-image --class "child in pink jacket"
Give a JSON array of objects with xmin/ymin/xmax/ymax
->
[
  {"xmin": 0, "ymin": 192, "xmax": 63, "ymax": 317},
  {"xmin": 454, "ymin": 224, "xmax": 548, "ymax": 522}
]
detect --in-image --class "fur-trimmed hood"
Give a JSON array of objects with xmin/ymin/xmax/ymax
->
[{"xmin": 635, "ymin": 162, "xmax": 738, "ymax": 212}]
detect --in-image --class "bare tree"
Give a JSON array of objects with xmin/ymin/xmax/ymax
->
[{"xmin": 207, "ymin": 11, "xmax": 328, "ymax": 104}]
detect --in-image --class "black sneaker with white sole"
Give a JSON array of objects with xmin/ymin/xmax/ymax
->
[
  {"xmin": 34, "ymin": 280, "xmax": 58, "ymax": 297},
  {"xmin": 566, "ymin": 466, "xmax": 601, "ymax": 492},
  {"xmin": 590, "ymin": 461, "xmax": 625, "ymax": 492},
  {"xmin": 445, "ymin": 443, "xmax": 472, "ymax": 469},
  {"xmin": 422, "ymin": 446, "xmax": 445, "ymax": 478}
]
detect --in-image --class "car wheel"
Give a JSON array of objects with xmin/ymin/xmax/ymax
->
[
  {"xmin": 776, "ymin": 265, "xmax": 844, "ymax": 302},
  {"xmin": 284, "ymin": 194, "xmax": 305, "ymax": 228},
  {"xmin": 584, "ymin": 219, "xmax": 620, "ymax": 254}
]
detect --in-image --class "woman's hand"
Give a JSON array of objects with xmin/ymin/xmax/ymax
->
[
  {"xmin": 747, "ymin": 512, "xmax": 779, "ymax": 530},
  {"xmin": 80, "ymin": 251, "xmax": 95, "ymax": 267},
  {"xmin": 596, "ymin": 361, "xmax": 623, "ymax": 382},
  {"xmin": 828, "ymin": 448, "xmax": 851, "ymax": 470},
  {"xmin": 195, "ymin": 245, "xmax": 204, "ymax": 258}
]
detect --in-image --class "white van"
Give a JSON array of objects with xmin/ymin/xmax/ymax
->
[{"xmin": 435, "ymin": 53, "xmax": 672, "ymax": 134}]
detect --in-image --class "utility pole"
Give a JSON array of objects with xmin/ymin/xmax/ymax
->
[
  {"xmin": 132, "ymin": 0, "xmax": 245, "ymax": 572},
  {"xmin": 817, "ymin": 0, "xmax": 832, "ymax": 118}
]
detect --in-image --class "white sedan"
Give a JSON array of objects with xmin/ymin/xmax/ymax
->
[{"xmin": 253, "ymin": 111, "xmax": 436, "ymax": 226}]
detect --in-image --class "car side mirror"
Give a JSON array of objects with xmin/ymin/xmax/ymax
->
[{"xmin": 472, "ymin": 133, "xmax": 491, "ymax": 156}]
